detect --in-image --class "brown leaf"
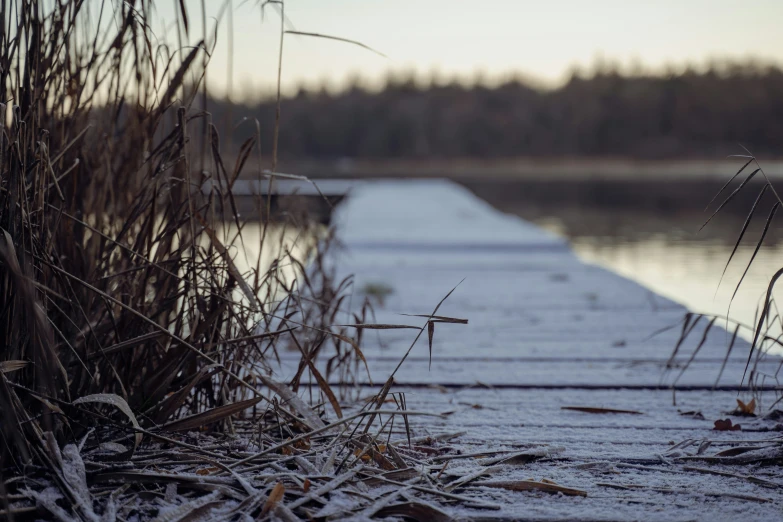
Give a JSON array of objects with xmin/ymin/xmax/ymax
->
[
  {"xmin": 478, "ymin": 479, "xmax": 587, "ymax": 497},
  {"xmin": 714, "ymin": 418, "xmax": 742, "ymax": 431},
  {"xmin": 262, "ymin": 482, "xmax": 285, "ymax": 516},
  {"xmin": 305, "ymin": 359, "xmax": 342, "ymax": 419},
  {"xmin": 293, "ymin": 438, "xmax": 311, "ymax": 450},
  {"xmin": 734, "ymin": 398, "xmax": 756, "ymax": 417},
  {"xmin": 353, "ymin": 444, "xmax": 388, "ymax": 464},
  {"xmin": 302, "ymin": 479, "xmax": 311, "ymax": 493},
  {"xmin": 715, "ymin": 446, "xmax": 765, "ymax": 457}
]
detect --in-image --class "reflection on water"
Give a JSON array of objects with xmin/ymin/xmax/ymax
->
[
  {"xmin": 570, "ymin": 234, "xmax": 783, "ymax": 340},
  {"xmin": 207, "ymin": 221, "xmax": 320, "ymax": 306},
  {"xmin": 467, "ymin": 178, "xmax": 783, "ymax": 343}
]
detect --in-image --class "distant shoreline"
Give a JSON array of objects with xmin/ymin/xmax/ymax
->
[{"xmin": 275, "ymin": 158, "xmax": 783, "ymax": 181}]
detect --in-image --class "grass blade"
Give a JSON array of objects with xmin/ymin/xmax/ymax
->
[
  {"xmin": 704, "ymin": 157, "xmax": 754, "ymax": 211},
  {"xmin": 285, "ymin": 30, "xmax": 388, "ymax": 58},
  {"xmin": 717, "ymin": 183, "xmax": 769, "ymax": 291},
  {"xmin": 745, "ymin": 266, "xmax": 783, "ymax": 386},
  {"xmin": 700, "ymin": 168, "xmax": 760, "ymax": 231},
  {"xmin": 730, "ymin": 201, "xmax": 780, "ymax": 308},
  {"xmin": 73, "ymin": 394, "xmax": 142, "ymax": 451},
  {"xmin": 161, "ymin": 397, "xmax": 263, "ymax": 432},
  {"xmin": 713, "ymin": 323, "xmax": 740, "ymax": 390},
  {"xmin": 673, "ymin": 316, "xmax": 718, "ymax": 387}
]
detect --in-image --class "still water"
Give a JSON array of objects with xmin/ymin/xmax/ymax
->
[{"xmin": 467, "ymin": 178, "xmax": 783, "ymax": 343}]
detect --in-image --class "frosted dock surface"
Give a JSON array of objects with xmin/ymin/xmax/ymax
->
[{"xmin": 285, "ymin": 179, "xmax": 783, "ymax": 520}]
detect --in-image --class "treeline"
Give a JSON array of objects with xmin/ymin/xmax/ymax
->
[{"xmin": 208, "ymin": 63, "xmax": 783, "ymax": 159}]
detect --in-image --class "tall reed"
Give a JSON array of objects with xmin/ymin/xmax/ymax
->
[{"xmin": 0, "ymin": 0, "xmax": 364, "ymax": 473}]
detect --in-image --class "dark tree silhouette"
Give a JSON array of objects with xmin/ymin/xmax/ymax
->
[{"xmin": 207, "ymin": 62, "xmax": 783, "ymax": 161}]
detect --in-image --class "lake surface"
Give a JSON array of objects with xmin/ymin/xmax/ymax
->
[{"xmin": 465, "ymin": 177, "xmax": 783, "ymax": 345}]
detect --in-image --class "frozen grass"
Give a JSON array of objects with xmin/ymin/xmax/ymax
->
[{"xmin": 0, "ymin": 2, "xmax": 471, "ymax": 519}]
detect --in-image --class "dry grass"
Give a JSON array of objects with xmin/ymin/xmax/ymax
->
[
  {"xmin": 668, "ymin": 155, "xmax": 783, "ymax": 408},
  {"xmin": 0, "ymin": 2, "xmax": 476, "ymax": 519}
]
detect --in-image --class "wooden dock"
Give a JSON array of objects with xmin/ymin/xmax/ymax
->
[{"xmin": 278, "ymin": 178, "xmax": 783, "ymax": 520}]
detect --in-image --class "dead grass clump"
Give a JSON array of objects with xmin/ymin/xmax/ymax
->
[{"xmin": 0, "ymin": 1, "xmax": 475, "ymax": 519}]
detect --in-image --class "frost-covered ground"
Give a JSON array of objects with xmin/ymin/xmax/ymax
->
[
  {"xmin": 15, "ymin": 179, "xmax": 778, "ymax": 521},
  {"xmin": 290, "ymin": 178, "xmax": 783, "ymax": 520}
]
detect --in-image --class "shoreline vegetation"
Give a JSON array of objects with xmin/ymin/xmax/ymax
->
[
  {"xmin": 0, "ymin": 2, "xmax": 472, "ymax": 519},
  {"xmin": 207, "ymin": 62, "xmax": 783, "ymax": 162}
]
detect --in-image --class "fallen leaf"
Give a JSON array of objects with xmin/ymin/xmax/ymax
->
[
  {"xmin": 713, "ymin": 419, "xmax": 742, "ymax": 431},
  {"xmin": 261, "ymin": 482, "xmax": 285, "ymax": 516},
  {"xmin": 734, "ymin": 398, "xmax": 756, "ymax": 417},
  {"xmin": 293, "ymin": 438, "xmax": 311, "ymax": 450},
  {"xmin": 715, "ymin": 446, "xmax": 764, "ymax": 457},
  {"xmin": 302, "ymin": 479, "xmax": 311, "ymax": 493},
  {"xmin": 353, "ymin": 445, "xmax": 394, "ymax": 470},
  {"xmin": 477, "ymin": 479, "xmax": 587, "ymax": 497}
]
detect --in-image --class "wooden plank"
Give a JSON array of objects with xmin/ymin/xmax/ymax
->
[
  {"xmin": 278, "ymin": 357, "xmax": 779, "ymax": 388},
  {"xmin": 373, "ymin": 387, "xmax": 783, "ymax": 521}
]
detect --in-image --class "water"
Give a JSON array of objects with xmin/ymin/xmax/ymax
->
[
  {"xmin": 466, "ymin": 178, "xmax": 783, "ymax": 344},
  {"xmin": 568, "ymin": 229, "xmax": 783, "ymax": 338}
]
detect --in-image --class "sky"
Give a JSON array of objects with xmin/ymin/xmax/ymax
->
[{"xmin": 153, "ymin": 0, "xmax": 783, "ymax": 97}]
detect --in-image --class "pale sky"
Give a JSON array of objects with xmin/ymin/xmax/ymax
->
[{"xmin": 154, "ymin": 0, "xmax": 783, "ymax": 97}]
